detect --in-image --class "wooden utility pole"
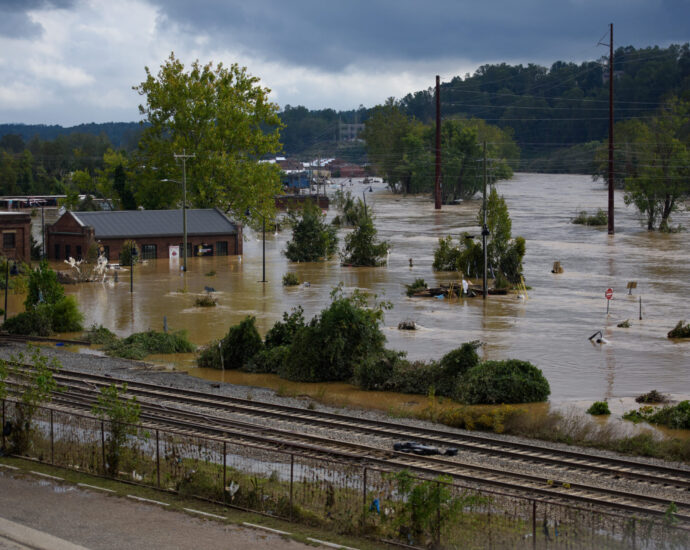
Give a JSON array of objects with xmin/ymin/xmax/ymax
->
[
  {"xmin": 608, "ymin": 23, "xmax": 615, "ymax": 235},
  {"xmin": 434, "ymin": 75, "xmax": 442, "ymax": 209},
  {"xmin": 482, "ymin": 141, "xmax": 488, "ymax": 300}
]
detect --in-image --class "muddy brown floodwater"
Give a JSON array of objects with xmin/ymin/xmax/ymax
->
[{"xmin": 18, "ymin": 173, "xmax": 688, "ymax": 407}]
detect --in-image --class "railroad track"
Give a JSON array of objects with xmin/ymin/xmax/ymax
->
[{"xmin": 5, "ymin": 364, "xmax": 690, "ymax": 522}]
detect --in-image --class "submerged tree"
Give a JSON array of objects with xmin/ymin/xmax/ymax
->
[
  {"xmin": 341, "ymin": 200, "xmax": 389, "ymax": 266},
  {"xmin": 285, "ymin": 201, "xmax": 338, "ymax": 262}
]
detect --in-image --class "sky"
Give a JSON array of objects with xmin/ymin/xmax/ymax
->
[{"xmin": 0, "ymin": 0, "xmax": 688, "ymax": 126}]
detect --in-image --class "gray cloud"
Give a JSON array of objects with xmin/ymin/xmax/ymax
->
[
  {"xmin": 149, "ymin": 0, "xmax": 690, "ymax": 72},
  {"xmin": 0, "ymin": 0, "xmax": 76, "ymax": 38}
]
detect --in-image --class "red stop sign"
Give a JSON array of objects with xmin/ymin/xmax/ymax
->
[{"xmin": 605, "ymin": 288, "xmax": 613, "ymax": 300}]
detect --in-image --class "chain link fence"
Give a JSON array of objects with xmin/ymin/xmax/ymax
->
[{"xmin": 2, "ymin": 399, "xmax": 688, "ymax": 549}]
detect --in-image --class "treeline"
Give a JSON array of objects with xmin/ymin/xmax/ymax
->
[{"xmin": 0, "ymin": 122, "xmax": 143, "ymax": 151}]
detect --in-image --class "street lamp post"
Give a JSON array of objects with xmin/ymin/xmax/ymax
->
[
  {"xmin": 246, "ymin": 208, "xmax": 267, "ymax": 283},
  {"xmin": 173, "ymin": 150, "xmax": 195, "ymax": 272}
]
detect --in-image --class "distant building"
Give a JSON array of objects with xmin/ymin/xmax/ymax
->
[
  {"xmin": 46, "ymin": 209, "xmax": 242, "ymax": 261},
  {"xmin": 0, "ymin": 212, "xmax": 31, "ymax": 261},
  {"xmin": 338, "ymin": 122, "xmax": 364, "ymax": 141}
]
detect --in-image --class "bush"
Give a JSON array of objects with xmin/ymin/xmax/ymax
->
[
  {"xmin": 2, "ymin": 296, "xmax": 83, "ymax": 335},
  {"xmin": 285, "ymin": 201, "xmax": 338, "ymax": 262},
  {"xmin": 383, "ymin": 360, "xmax": 442, "ymax": 395},
  {"xmin": 50, "ymin": 296, "xmax": 84, "ymax": 332},
  {"xmin": 457, "ymin": 360, "xmax": 550, "ymax": 404},
  {"xmin": 246, "ymin": 345, "xmax": 289, "ymax": 374},
  {"xmin": 195, "ymin": 294, "xmax": 217, "ymax": 307},
  {"xmin": 587, "ymin": 401, "xmax": 611, "ymax": 415},
  {"xmin": 636, "ymin": 389, "xmax": 668, "ymax": 404},
  {"xmin": 106, "ymin": 330, "xmax": 194, "ymax": 360},
  {"xmin": 218, "ymin": 316, "xmax": 263, "ymax": 370},
  {"xmin": 668, "ymin": 320, "xmax": 690, "ymax": 338},
  {"xmin": 86, "ymin": 324, "xmax": 119, "ymax": 346},
  {"xmin": 119, "ymin": 240, "xmax": 139, "ymax": 266},
  {"xmin": 624, "ymin": 401, "xmax": 690, "ymax": 430},
  {"xmin": 432, "ymin": 234, "xmax": 483, "ymax": 277},
  {"xmin": 353, "ymin": 350, "xmax": 405, "ymax": 390},
  {"xmin": 282, "ymin": 273, "xmax": 299, "ymax": 286},
  {"xmin": 25, "ymin": 259, "xmax": 64, "ymax": 308},
  {"xmin": 341, "ymin": 208, "xmax": 389, "ymax": 267},
  {"xmin": 437, "ymin": 341, "xmax": 481, "ymax": 396},
  {"xmin": 280, "ymin": 289, "xmax": 387, "ymax": 382},
  {"xmin": 264, "ymin": 307, "xmax": 305, "ymax": 349},
  {"xmin": 572, "ymin": 209, "xmax": 608, "ymax": 226},
  {"xmin": 405, "ymin": 278, "xmax": 427, "ymax": 297}
]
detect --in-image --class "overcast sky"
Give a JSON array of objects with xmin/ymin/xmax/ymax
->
[{"xmin": 0, "ymin": 0, "xmax": 687, "ymax": 126}]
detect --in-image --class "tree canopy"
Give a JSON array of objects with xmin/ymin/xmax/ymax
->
[{"xmin": 133, "ymin": 53, "xmax": 284, "ymax": 221}]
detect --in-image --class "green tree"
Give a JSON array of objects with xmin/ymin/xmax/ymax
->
[
  {"xmin": 622, "ymin": 98, "xmax": 690, "ymax": 231},
  {"xmin": 341, "ymin": 201, "xmax": 389, "ymax": 266},
  {"xmin": 284, "ymin": 201, "xmax": 338, "ymax": 262},
  {"xmin": 25, "ymin": 260, "xmax": 64, "ymax": 308},
  {"xmin": 92, "ymin": 383, "xmax": 142, "ymax": 476},
  {"xmin": 133, "ymin": 52, "xmax": 283, "ymax": 222}
]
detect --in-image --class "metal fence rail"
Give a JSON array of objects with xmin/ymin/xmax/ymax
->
[{"xmin": 2, "ymin": 399, "xmax": 688, "ymax": 549}]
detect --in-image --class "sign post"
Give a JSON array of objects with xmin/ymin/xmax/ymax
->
[{"xmin": 605, "ymin": 288, "xmax": 613, "ymax": 314}]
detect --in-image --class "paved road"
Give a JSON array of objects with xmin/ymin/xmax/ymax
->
[{"xmin": 0, "ymin": 469, "xmax": 315, "ymax": 550}]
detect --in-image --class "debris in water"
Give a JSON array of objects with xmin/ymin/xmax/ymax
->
[{"xmin": 398, "ymin": 320, "xmax": 416, "ymax": 330}]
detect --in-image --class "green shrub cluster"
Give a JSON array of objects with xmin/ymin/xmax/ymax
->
[
  {"xmin": 285, "ymin": 201, "xmax": 338, "ymax": 262},
  {"xmin": 405, "ymin": 278, "xmax": 428, "ymax": 296},
  {"xmin": 86, "ymin": 324, "xmax": 119, "ymax": 346},
  {"xmin": 624, "ymin": 401, "xmax": 690, "ymax": 430},
  {"xmin": 668, "ymin": 320, "xmax": 690, "ymax": 338},
  {"xmin": 197, "ymin": 300, "xmax": 550, "ymax": 404},
  {"xmin": 572, "ymin": 209, "xmax": 608, "ymax": 226},
  {"xmin": 106, "ymin": 330, "xmax": 195, "ymax": 360},
  {"xmin": 587, "ymin": 401, "xmax": 611, "ymax": 415},
  {"xmin": 282, "ymin": 272, "xmax": 299, "ymax": 286},
  {"xmin": 2, "ymin": 261, "xmax": 83, "ymax": 335}
]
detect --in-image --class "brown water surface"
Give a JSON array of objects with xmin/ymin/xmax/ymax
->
[{"xmin": 31, "ymin": 174, "xmax": 689, "ymax": 405}]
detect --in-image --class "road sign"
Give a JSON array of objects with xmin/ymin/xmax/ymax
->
[{"xmin": 605, "ymin": 288, "xmax": 613, "ymax": 300}]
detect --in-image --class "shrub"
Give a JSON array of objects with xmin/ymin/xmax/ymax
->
[
  {"xmin": 282, "ymin": 273, "xmax": 299, "ymax": 286},
  {"xmin": 572, "ymin": 209, "xmax": 608, "ymax": 226},
  {"xmin": 2, "ymin": 306, "xmax": 53, "ymax": 336},
  {"xmin": 668, "ymin": 320, "xmax": 690, "ymax": 338},
  {"xmin": 25, "ymin": 259, "xmax": 64, "ymax": 308},
  {"xmin": 457, "ymin": 359, "xmax": 550, "ymax": 404},
  {"xmin": 341, "ymin": 205, "xmax": 389, "ymax": 267},
  {"xmin": 280, "ymin": 288, "xmax": 388, "ymax": 382},
  {"xmin": 636, "ymin": 390, "xmax": 668, "ymax": 404},
  {"xmin": 197, "ymin": 339, "xmax": 224, "ymax": 369},
  {"xmin": 383, "ymin": 360, "xmax": 442, "ymax": 395},
  {"xmin": 217, "ymin": 316, "xmax": 264, "ymax": 370},
  {"xmin": 353, "ymin": 349, "xmax": 405, "ymax": 390},
  {"xmin": 285, "ymin": 201, "xmax": 338, "ymax": 262},
  {"xmin": 246, "ymin": 345, "xmax": 289, "ymax": 374},
  {"xmin": 587, "ymin": 401, "xmax": 611, "ymax": 415},
  {"xmin": 432, "ymin": 234, "xmax": 483, "ymax": 277},
  {"xmin": 264, "ymin": 307, "xmax": 305, "ymax": 349},
  {"xmin": 625, "ymin": 401, "xmax": 690, "ymax": 430},
  {"xmin": 437, "ymin": 341, "xmax": 481, "ymax": 396},
  {"xmin": 106, "ymin": 330, "xmax": 194, "ymax": 360},
  {"xmin": 86, "ymin": 324, "xmax": 119, "ymax": 346},
  {"xmin": 195, "ymin": 294, "xmax": 217, "ymax": 307},
  {"xmin": 119, "ymin": 240, "xmax": 139, "ymax": 266},
  {"xmin": 405, "ymin": 278, "xmax": 427, "ymax": 297},
  {"xmin": 50, "ymin": 296, "xmax": 84, "ymax": 332}
]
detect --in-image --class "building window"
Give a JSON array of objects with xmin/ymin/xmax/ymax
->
[
  {"xmin": 179, "ymin": 243, "xmax": 193, "ymax": 258},
  {"xmin": 216, "ymin": 241, "xmax": 228, "ymax": 256},
  {"xmin": 76, "ymin": 246, "xmax": 82, "ymax": 259},
  {"xmin": 54, "ymin": 244, "xmax": 60, "ymax": 259},
  {"xmin": 141, "ymin": 244, "xmax": 157, "ymax": 260},
  {"xmin": 2, "ymin": 233, "xmax": 15, "ymax": 249},
  {"xmin": 65, "ymin": 244, "xmax": 71, "ymax": 259}
]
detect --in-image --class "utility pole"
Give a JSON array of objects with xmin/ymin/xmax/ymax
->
[
  {"xmin": 482, "ymin": 142, "xmax": 488, "ymax": 300},
  {"xmin": 174, "ymin": 150, "xmax": 195, "ymax": 272},
  {"xmin": 434, "ymin": 75, "xmax": 442, "ymax": 210},
  {"xmin": 608, "ymin": 23, "xmax": 615, "ymax": 235}
]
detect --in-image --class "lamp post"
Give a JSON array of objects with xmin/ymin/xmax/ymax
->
[
  {"xmin": 245, "ymin": 208, "xmax": 267, "ymax": 283},
  {"xmin": 173, "ymin": 150, "xmax": 195, "ymax": 272}
]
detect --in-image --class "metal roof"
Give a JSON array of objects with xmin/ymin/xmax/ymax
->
[{"xmin": 70, "ymin": 208, "xmax": 239, "ymax": 238}]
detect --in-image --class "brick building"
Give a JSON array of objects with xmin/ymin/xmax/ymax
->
[
  {"xmin": 0, "ymin": 212, "xmax": 32, "ymax": 262},
  {"xmin": 46, "ymin": 209, "xmax": 242, "ymax": 262}
]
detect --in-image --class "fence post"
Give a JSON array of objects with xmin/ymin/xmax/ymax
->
[
  {"xmin": 436, "ymin": 480, "xmax": 441, "ymax": 547},
  {"xmin": 362, "ymin": 467, "xmax": 367, "ymax": 528},
  {"xmin": 223, "ymin": 441, "xmax": 227, "ymax": 503},
  {"xmin": 100, "ymin": 420, "xmax": 106, "ymax": 475},
  {"xmin": 155, "ymin": 429, "xmax": 160, "ymax": 488},
  {"xmin": 289, "ymin": 454, "xmax": 294, "ymax": 523},
  {"xmin": 50, "ymin": 409, "xmax": 54, "ymax": 465},
  {"xmin": 532, "ymin": 500, "xmax": 537, "ymax": 550}
]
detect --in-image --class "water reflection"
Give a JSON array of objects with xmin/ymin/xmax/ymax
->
[{"xmin": 51, "ymin": 174, "xmax": 689, "ymax": 404}]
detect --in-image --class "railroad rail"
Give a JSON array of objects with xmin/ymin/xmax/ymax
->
[{"xmin": 5, "ymin": 363, "xmax": 690, "ymax": 523}]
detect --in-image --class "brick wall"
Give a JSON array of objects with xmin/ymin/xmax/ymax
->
[{"xmin": 0, "ymin": 212, "xmax": 32, "ymax": 261}]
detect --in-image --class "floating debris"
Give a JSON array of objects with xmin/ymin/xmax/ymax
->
[{"xmin": 397, "ymin": 320, "xmax": 417, "ymax": 330}]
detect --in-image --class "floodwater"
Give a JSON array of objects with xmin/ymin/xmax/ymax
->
[{"xmin": 19, "ymin": 173, "xmax": 689, "ymax": 406}]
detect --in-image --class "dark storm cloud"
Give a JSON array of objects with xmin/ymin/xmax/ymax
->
[
  {"xmin": 149, "ymin": 0, "xmax": 690, "ymax": 71},
  {"xmin": 0, "ymin": 0, "xmax": 76, "ymax": 38}
]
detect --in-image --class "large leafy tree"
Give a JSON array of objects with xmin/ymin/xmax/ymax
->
[
  {"xmin": 133, "ymin": 53, "xmax": 284, "ymax": 221},
  {"xmin": 284, "ymin": 201, "xmax": 338, "ymax": 262},
  {"xmin": 622, "ymin": 98, "xmax": 689, "ymax": 231}
]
